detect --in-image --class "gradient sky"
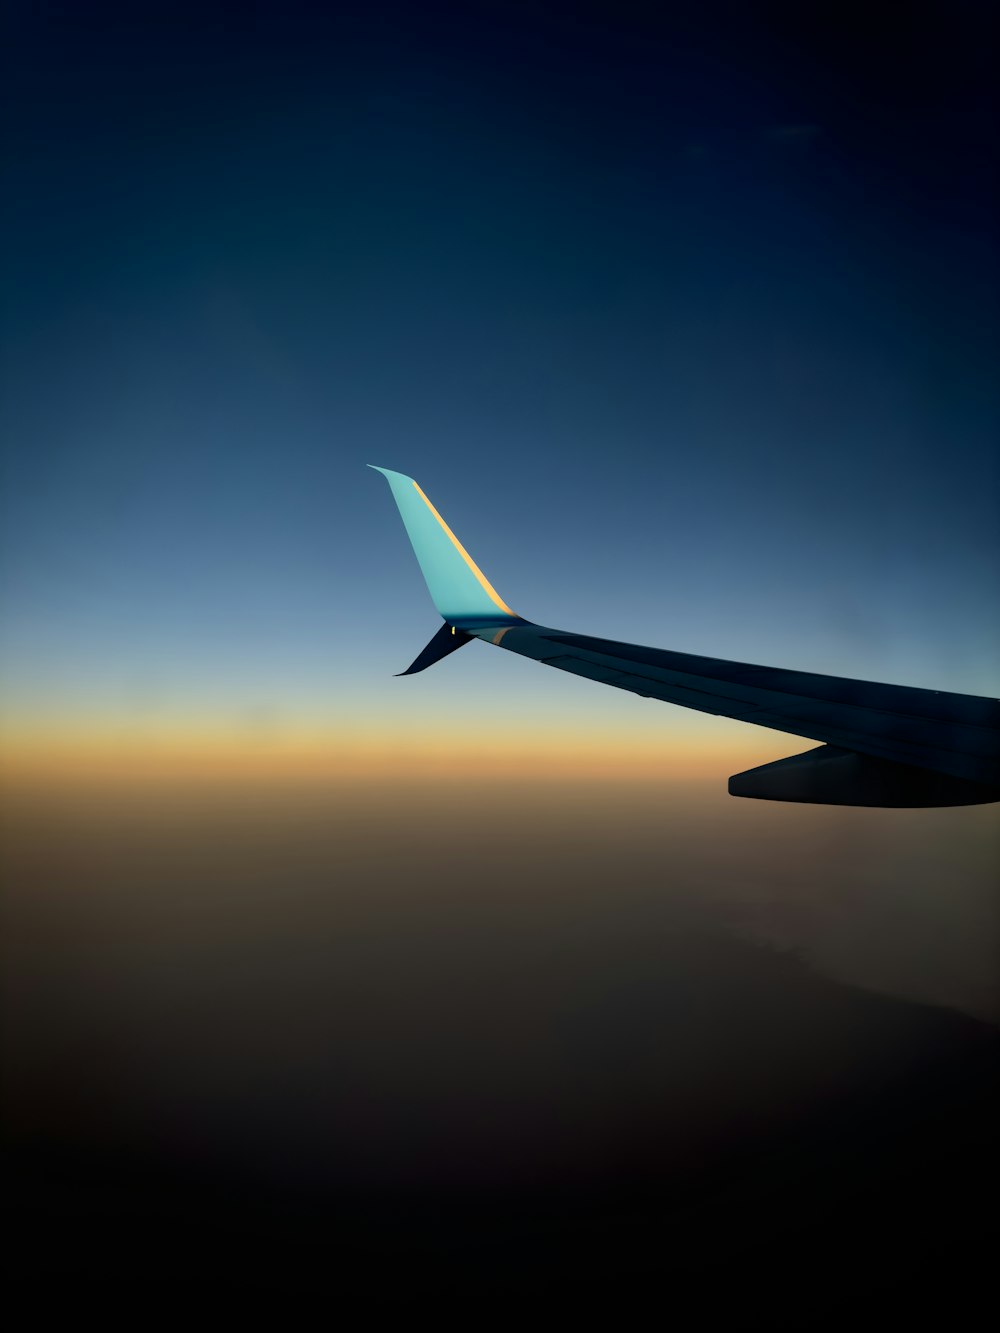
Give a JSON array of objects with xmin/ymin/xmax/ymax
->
[
  {"xmin": 1, "ymin": 0, "xmax": 998, "ymax": 777},
  {"xmin": 4, "ymin": 8, "xmax": 1000, "ymax": 1309}
]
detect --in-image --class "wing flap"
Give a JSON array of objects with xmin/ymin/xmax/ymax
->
[{"xmin": 729, "ymin": 745, "xmax": 1000, "ymax": 807}]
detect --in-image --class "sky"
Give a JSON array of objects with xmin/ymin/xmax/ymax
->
[
  {"xmin": 1, "ymin": 0, "xmax": 998, "ymax": 782},
  {"xmin": 2, "ymin": 2, "xmax": 999, "ymax": 1311}
]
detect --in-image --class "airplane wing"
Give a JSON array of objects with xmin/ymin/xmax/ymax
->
[{"xmin": 371, "ymin": 466, "xmax": 1000, "ymax": 807}]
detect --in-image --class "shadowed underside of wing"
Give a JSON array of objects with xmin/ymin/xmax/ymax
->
[{"xmin": 372, "ymin": 466, "xmax": 1000, "ymax": 807}]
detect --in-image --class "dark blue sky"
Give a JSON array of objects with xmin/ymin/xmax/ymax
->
[{"xmin": 2, "ymin": 1, "xmax": 997, "ymax": 746}]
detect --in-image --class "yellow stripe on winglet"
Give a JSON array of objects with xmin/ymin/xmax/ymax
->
[{"xmin": 412, "ymin": 480, "xmax": 516, "ymax": 617}]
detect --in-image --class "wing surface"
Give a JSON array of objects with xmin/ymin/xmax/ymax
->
[{"xmin": 484, "ymin": 624, "xmax": 1000, "ymax": 796}]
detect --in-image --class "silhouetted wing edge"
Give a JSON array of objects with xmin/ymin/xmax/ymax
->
[{"xmin": 477, "ymin": 624, "xmax": 1000, "ymax": 793}]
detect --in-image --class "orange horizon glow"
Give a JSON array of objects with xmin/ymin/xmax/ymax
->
[{"xmin": 0, "ymin": 713, "xmax": 802, "ymax": 785}]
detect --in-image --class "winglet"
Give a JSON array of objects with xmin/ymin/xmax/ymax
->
[
  {"xmin": 370, "ymin": 466, "xmax": 523, "ymax": 628},
  {"xmin": 397, "ymin": 623, "xmax": 475, "ymax": 675}
]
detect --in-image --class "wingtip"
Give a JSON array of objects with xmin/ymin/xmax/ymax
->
[{"xmin": 368, "ymin": 464, "xmax": 413, "ymax": 483}]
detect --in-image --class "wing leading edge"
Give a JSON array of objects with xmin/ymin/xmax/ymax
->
[{"xmin": 371, "ymin": 466, "xmax": 1000, "ymax": 807}]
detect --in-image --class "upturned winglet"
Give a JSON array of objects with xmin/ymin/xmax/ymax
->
[{"xmin": 369, "ymin": 466, "xmax": 523, "ymax": 628}]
